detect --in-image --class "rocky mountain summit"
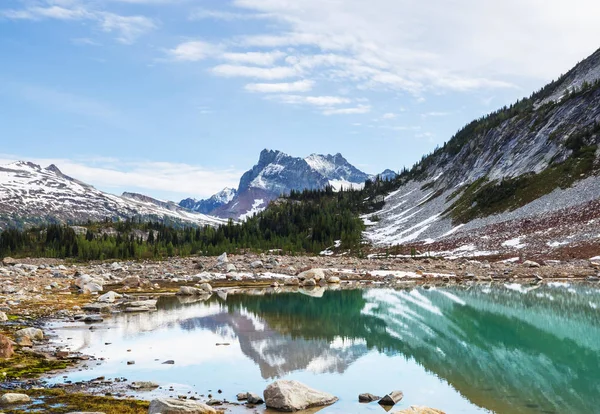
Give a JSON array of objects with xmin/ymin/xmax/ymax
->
[
  {"xmin": 364, "ymin": 47, "xmax": 600, "ymax": 258},
  {"xmin": 0, "ymin": 161, "xmax": 226, "ymax": 229},
  {"xmin": 187, "ymin": 149, "xmax": 384, "ymax": 219}
]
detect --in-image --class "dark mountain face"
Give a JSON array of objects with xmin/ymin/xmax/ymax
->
[{"xmin": 182, "ymin": 149, "xmax": 376, "ymax": 220}]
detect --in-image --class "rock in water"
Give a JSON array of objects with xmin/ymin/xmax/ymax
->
[
  {"xmin": 358, "ymin": 393, "xmax": 380, "ymax": 402},
  {"xmin": 379, "ymin": 391, "xmax": 404, "ymax": 406},
  {"xmin": 247, "ymin": 392, "xmax": 264, "ymax": 404},
  {"xmin": 392, "ymin": 406, "xmax": 445, "ymax": 414},
  {"xmin": 263, "ymin": 380, "xmax": 338, "ymax": 411},
  {"xmin": 297, "ymin": 269, "xmax": 325, "ymax": 281},
  {"xmin": 148, "ymin": 397, "xmax": 218, "ymax": 413},
  {"xmin": 0, "ymin": 334, "xmax": 14, "ymax": 358},
  {"xmin": 0, "ymin": 393, "xmax": 31, "ymax": 404}
]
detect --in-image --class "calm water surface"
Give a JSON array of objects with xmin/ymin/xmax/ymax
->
[{"xmin": 48, "ymin": 283, "xmax": 600, "ymax": 413}]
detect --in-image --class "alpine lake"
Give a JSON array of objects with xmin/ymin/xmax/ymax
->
[{"xmin": 46, "ymin": 282, "xmax": 600, "ymax": 413}]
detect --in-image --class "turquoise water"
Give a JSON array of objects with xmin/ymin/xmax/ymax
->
[{"xmin": 49, "ymin": 283, "xmax": 600, "ymax": 413}]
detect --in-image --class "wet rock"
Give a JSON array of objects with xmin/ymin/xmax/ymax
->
[
  {"xmin": 97, "ymin": 291, "xmax": 122, "ymax": 303},
  {"xmin": 392, "ymin": 406, "xmax": 445, "ymax": 414},
  {"xmin": 302, "ymin": 278, "xmax": 317, "ymax": 287},
  {"xmin": 162, "ymin": 360, "xmax": 175, "ymax": 364},
  {"xmin": 0, "ymin": 393, "xmax": 31, "ymax": 404},
  {"xmin": 124, "ymin": 307, "xmax": 151, "ymax": 313},
  {"xmin": 206, "ymin": 399, "xmax": 222, "ymax": 406},
  {"xmin": 177, "ymin": 286, "xmax": 204, "ymax": 296},
  {"xmin": 236, "ymin": 392, "xmax": 248, "ymax": 400},
  {"xmin": 148, "ymin": 397, "xmax": 218, "ymax": 413},
  {"xmin": 327, "ymin": 276, "xmax": 340, "ymax": 284},
  {"xmin": 0, "ymin": 334, "xmax": 14, "ymax": 358},
  {"xmin": 379, "ymin": 390, "xmax": 404, "ymax": 406},
  {"xmin": 127, "ymin": 360, "xmax": 135, "ymax": 365},
  {"xmin": 15, "ymin": 327, "xmax": 43, "ymax": 342},
  {"xmin": 129, "ymin": 381, "xmax": 159, "ymax": 390},
  {"xmin": 298, "ymin": 269, "xmax": 325, "ymax": 281},
  {"xmin": 199, "ymin": 283, "xmax": 213, "ymax": 293},
  {"xmin": 358, "ymin": 393, "xmax": 380, "ymax": 402},
  {"xmin": 247, "ymin": 392, "xmax": 264, "ymax": 405},
  {"xmin": 82, "ymin": 303, "xmax": 113, "ymax": 313},
  {"xmin": 82, "ymin": 315, "xmax": 104, "ymax": 323},
  {"xmin": 263, "ymin": 380, "xmax": 338, "ymax": 412},
  {"xmin": 284, "ymin": 277, "xmax": 300, "ymax": 286}
]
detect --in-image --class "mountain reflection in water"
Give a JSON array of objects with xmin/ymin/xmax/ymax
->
[{"xmin": 53, "ymin": 284, "xmax": 600, "ymax": 414}]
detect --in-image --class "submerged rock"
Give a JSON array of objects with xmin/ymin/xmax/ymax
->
[
  {"xmin": 129, "ymin": 381, "xmax": 159, "ymax": 390},
  {"xmin": 263, "ymin": 380, "xmax": 338, "ymax": 411},
  {"xmin": 392, "ymin": 406, "xmax": 445, "ymax": 414},
  {"xmin": 148, "ymin": 397, "xmax": 218, "ymax": 413}
]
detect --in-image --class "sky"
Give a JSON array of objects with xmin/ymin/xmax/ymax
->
[{"xmin": 1, "ymin": 0, "xmax": 600, "ymax": 202}]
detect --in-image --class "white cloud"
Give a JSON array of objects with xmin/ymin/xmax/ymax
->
[
  {"xmin": 0, "ymin": 2, "xmax": 156, "ymax": 44},
  {"xmin": 244, "ymin": 80, "xmax": 314, "ymax": 93},
  {"xmin": 222, "ymin": 51, "xmax": 285, "ymax": 66},
  {"xmin": 322, "ymin": 104, "xmax": 371, "ymax": 115},
  {"xmin": 231, "ymin": 0, "xmax": 600, "ymax": 88},
  {"xmin": 211, "ymin": 64, "xmax": 298, "ymax": 80},
  {"xmin": 168, "ymin": 41, "xmax": 221, "ymax": 62},
  {"xmin": 273, "ymin": 95, "xmax": 351, "ymax": 106},
  {"xmin": 382, "ymin": 113, "xmax": 397, "ymax": 119},
  {"xmin": 0, "ymin": 155, "xmax": 242, "ymax": 201},
  {"xmin": 190, "ymin": 8, "xmax": 273, "ymax": 21},
  {"xmin": 97, "ymin": 12, "xmax": 157, "ymax": 44}
]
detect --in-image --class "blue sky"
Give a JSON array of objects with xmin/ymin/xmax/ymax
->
[{"xmin": 1, "ymin": 0, "xmax": 600, "ymax": 201}]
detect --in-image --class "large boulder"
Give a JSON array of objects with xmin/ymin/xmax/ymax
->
[
  {"xmin": 15, "ymin": 327, "xmax": 44, "ymax": 342},
  {"xmin": 298, "ymin": 269, "xmax": 325, "ymax": 281},
  {"xmin": 148, "ymin": 397, "xmax": 218, "ymax": 413},
  {"xmin": 0, "ymin": 393, "xmax": 31, "ymax": 404},
  {"xmin": 75, "ymin": 274, "xmax": 103, "ymax": 294},
  {"xmin": 263, "ymin": 380, "xmax": 338, "ymax": 412},
  {"xmin": 1, "ymin": 257, "xmax": 18, "ymax": 266},
  {"xmin": 198, "ymin": 283, "xmax": 212, "ymax": 293},
  {"xmin": 217, "ymin": 252, "xmax": 228, "ymax": 265},
  {"xmin": 0, "ymin": 334, "xmax": 14, "ymax": 358},
  {"xmin": 393, "ymin": 407, "xmax": 445, "ymax": 414}
]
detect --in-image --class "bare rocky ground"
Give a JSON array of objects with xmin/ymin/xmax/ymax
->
[{"xmin": 0, "ymin": 252, "xmax": 599, "ymax": 413}]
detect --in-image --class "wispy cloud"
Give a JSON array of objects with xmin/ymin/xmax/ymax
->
[
  {"xmin": 211, "ymin": 64, "xmax": 298, "ymax": 80},
  {"xmin": 323, "ymin": 105, "xmax": 371, "ymax": 116},
  {"xmin": 244, "ymin": 80, "xmax": 314, "ymax": 93},
  {"xmin": 0, "ymin": 2, "xmax": 157, "ymax": 44},
  {"xmin": 167, "ymin": 41, "xmax": 222, "ymax": 62},
  {"xmin": 222, "ymin": 51, "xmax": 285, "ymax": 66},
  {"xmin": 189, "ymin": 8, "xmax": 273, "ymax": 21}
]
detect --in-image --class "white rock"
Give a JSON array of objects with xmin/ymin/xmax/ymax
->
[
  {"xmin": 263, "ymin": 380, "xmax": 338, "ymax": 412},
  {"xmin": 15, "ymin": 327, "xmax": 43, "ymax": 342},
  {"xmin": 148, "ymin": 397, "xmax": 218, "ymax": 413},
  {"xmin": 523, "ymin": 260, "xmax": 541, "ymax": 268},
  {"xmin": 0, "ymin": 312, "xmax": 7, "ymax": 322},
  {"xmin": 217, "ymin": 252, "xmax": 228, "ymax": 265},
  {"xmin": 0, "ymin": 393, "xmax": 31, "ymax": 404},
  {"xmin": 327, "ymin": 276, "xmax": 340, "ymax": 283},
  {"xmin": 298, "ymin": 269, "xmax": 325, "ymax": 281},
  {"xmin": 199, "ymin": 283, "xmax": 213, "ymax": 293},
  {"xmin": 97, "ymin": 291, "xmax": 122, "ymax": 303}
]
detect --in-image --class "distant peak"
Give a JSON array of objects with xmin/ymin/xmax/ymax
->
[{"xmin": 45, "ymin": 164, "xmax": 63, "ymax": 175}]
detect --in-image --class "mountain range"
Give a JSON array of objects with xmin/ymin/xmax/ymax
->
[
  {"xmin": 0, "ymin": 150, "xmax": 385, "ymax": 229},
  {"xmin": 0, "ymin": 162, "xmax": 227, "ymax": 229},
  {"xmin": 178, "ymin": 149, "xmax": 389, "ymax": 219}
]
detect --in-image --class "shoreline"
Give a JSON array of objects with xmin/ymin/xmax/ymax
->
[{"xmin": 0, "ymin": 253, "xmax": 598, "ymax": 412}]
